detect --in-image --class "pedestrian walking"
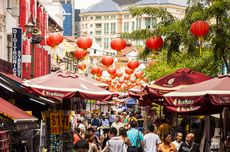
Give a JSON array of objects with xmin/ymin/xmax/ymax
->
[
  {"xmin": 144, "ymin": 124, "xmax": 161, "ymax": 152},
  {"xmin": 172, "ymin": 132, "xmax": 183, "ymax": 151},
  {"xmin": 101, "ymin": 127, "xmax": 126, "ymax": 152},
  {"xmin": 127, "ymin": 120, "xmax": 144, "ymax": 152},
  {"xmin": 178, "ymin": 133, "xmax": 199, "ymax": 152},
  {"xmin": 158, "ymin": 133, "xmax": 176, "ymax": 152}
]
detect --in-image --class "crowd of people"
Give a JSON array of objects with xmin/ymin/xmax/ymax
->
[{"xmin": 72, "ymin": 110, "xmax": 201, "ymax": 152}]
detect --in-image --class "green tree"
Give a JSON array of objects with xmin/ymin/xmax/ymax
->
[{"xmin": 121, "ymin": 0, "xmax": 230, "ymax": 78}]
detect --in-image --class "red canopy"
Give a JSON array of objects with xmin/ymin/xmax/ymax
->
[
  {"xmin": 164, "ymin": 74, "xmax": 230, "ymax": 107},
  {"xmin": 23, "ymin": 71, "xmax": 113, "ymax": 101},
  {"xmin": 147, "ymin": 68, "xmax": 211, "ymax": 96},
  {"xmin": 0, "ymin": 97, "xmax": 37, "ymax": 123}
]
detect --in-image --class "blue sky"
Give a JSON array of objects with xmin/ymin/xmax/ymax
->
[{"xmin": 75, "ymin": 0, "xmax": 101, "ymax": 9}]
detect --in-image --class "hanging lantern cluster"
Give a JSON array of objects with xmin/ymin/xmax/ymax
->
[
  {"xmin": 74, "ymin": 37, "xmax": 93, "ymax": 60},
  {"xmin": 146, "ymin": 36, "xmax": 164, "ymax": 51},
  {"xmin": 46, "ymin": 33, "xmax": 63, "ymax": 47},
  {"xmin": 91, "ymin": 66, "xmax": 102, "ymax": 77}
]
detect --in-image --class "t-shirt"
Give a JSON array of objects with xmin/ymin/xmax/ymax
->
[
  {"xmin": 144, "ymin": 133, "xmax": 161, "ymax": 152},
  {"xmin": 172, "ymin": 140, "xmax": 183, "ymax": 151},
  {"xmin": 102, "ymin": 137, "xmax": 126, "ymax": 152},
  {"xmin": 73, "ymin": 133, "xmax": 80, "ymax": 144},
  {"xmin": 158, "ymin": 143, "xmax": 176, "ymax": 152},
  {"xmin": 101, "ymin": 119, "xmax": 110, "ymax": 127},
  {"xmin": 178, "ymin": 142, "xmax": 200, "ymax": 152},
  {"xmin": 91, "ymin": 118, "xmax": 101, "ymax": 127},
  {"xmin": 127, "ymin": 128, "xmax": 144, "ymax": 147},
  {"xmin": 111, "ymin": 122, "xmax": 124, "ymax": 131}
]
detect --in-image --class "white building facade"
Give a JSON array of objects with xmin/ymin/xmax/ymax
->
[
  {"xmin": 80, "ymin": 0, "xmax": 187, "ymax": 50},
  {"xmin": 0, "ymin": 0, "xmax": 19, "ymax": 61}
]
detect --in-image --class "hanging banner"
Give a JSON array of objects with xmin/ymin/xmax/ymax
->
[{"xmin": 12, "ymin": 28, "xmax": 22, "ymax": 77}]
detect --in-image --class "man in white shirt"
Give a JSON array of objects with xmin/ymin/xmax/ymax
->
[
  {"xmin": 111, "ymin": 115, "xmax": 123, "ymax": 132},
  {"xmin": 144, "ymin": 124, "xmax": 161, "ymax": 152},
  {"xmin": 172, "ymin": 132, "xmax": 183, "ymax": 151}
]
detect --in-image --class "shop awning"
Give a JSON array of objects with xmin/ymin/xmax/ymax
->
[
  {"xmin": 0, "ymin": 97, "xmax": 38, "ymax": 123},
  {"xmin": 0, "ymin": 72, "xmax": 56, "ymax": 106}
]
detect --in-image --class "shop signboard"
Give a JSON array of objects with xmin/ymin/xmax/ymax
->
[
  {"xmin": 50, "ymin": 110, "xmax": 71, "ymax": 134},
  {"xmin": 12, "ymin": 28, "xmax": 22, "ymax": 77}
]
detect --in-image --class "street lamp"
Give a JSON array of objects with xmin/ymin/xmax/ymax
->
[
  {"xmin": 25, "ymin": 22, "xmax": 43, "ymax": 78},
  {"xmin": 25, "ymin": 22, "xmax": 35, "ymax": 34}
]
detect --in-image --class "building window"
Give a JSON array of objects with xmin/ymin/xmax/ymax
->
[
  {"xmin": 90, "ymin": 24, "xmax": 93, "ymax": 28},
  {"xmin": 145, "ymin": 17, "xmax": 157, "ymax": 29},
  {"xmin": 104, "ymin": 23, "xmax": 109, "ymax": 35},
  {"xmin": 96, "ymin": 16, "xmax": 102, "ymax": 20},
  {"xmin": 136, "ymin": 18, "xmax": 141, "ymax": 29},
  {"xmin": 111, "ymin": 15, "xmax": 116, "ymax": 19},
  {"xmin": 124, "ymin": 15, "xmax": 129, "ymax": 19},
  {"xmin": 96, "ymin": 38, "xmax": 102, "ymax": 43},
  {"xmin": 123, "ymin": 22, "xmax": 129, "ymax": 32},
  {"xmin": 90, "ymin": 31, "xmax": 93, "ymax": 35},
  {"xmin": 96, "ymin": 31, "xmax": 102, "ymax": 35},
  {"xmin": 90, "ymin": 16, "xmax": 93, "ymax": 19},
  {"xmin": 111, "ymin": 23, "xmax": 116, "ymax": 34},
  {"xmin": 104, "ymin": 16, "xmax": 109, "ymax": 19},
  {"xmin": 95, "ymin": 23, "xmax": 102, "ymax": 28},
  {"xmin": 132, "ymin": 22, "xmax": 135, "ymax": 31},
  {"xmin": 104, "ymin": 38, "xmax": 109, "ymax": 49}
]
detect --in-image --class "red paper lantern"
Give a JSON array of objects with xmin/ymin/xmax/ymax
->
[
  {"xmin": 91, "ymin": 66, "xmax": 102, "ymax": 75},
  {"xmin": 125, "ymin": 68, "xmax": 134, "ymax": 75},
  {"xmin": 107, "ymin": 68, "xmax": 116, "ymax": 75},
  {"xmin": 119, "ymin": 78, "xmax": 124, "ymax": 84},
  {"xmin": 101, "ymin": 56, "xmax": 114, "ymax": 66},
  {"xmin": 127, "ymin": 61, "xmax": 139, "ymax": 70},
  {"xmin": 130, "ymin": 78, "xmax": 136, "ymax": 83},
  {"xmin": 146, "ymin": 36, "xmax": 164, "ymax": 50},
  {"xmin": 77, "ymin": 63, "xmax": 86, "ymax": 71},
  {"xmin": 110, "ymin": 38, "xmax": 126, "ymax": 51},
  {"xmin": 74, "ymin": 50, "xmax": 88, "ymax": 60},
  {"xmin": 116, "ymin": 70, "xmax": 123, "ymax": 78},
  {"xmin": 110, "ymin": 75, "xmax": 116, "ymax": 79},
  {"xmin": 77, "ymin": 37, "xmax": 93, "ymax": 49},
  {"xmin": 46, "ymin": 37, "xmax": 56, "ymax": 47},
  {"xmin": 47, "ymin": 33, "xmax": 63, "ymax": 47},
  {"xmin": 190, "ymin": 20, "xmax": 209, "ymax": 37},
  {"xmin": 135, "ymin": 71, "xmax": 144, "ymax": 79},
  {"xmin": 124, "ymin": 75, "xmax": 130, "ymax": 80}
]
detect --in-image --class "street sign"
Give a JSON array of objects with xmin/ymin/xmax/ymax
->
[{"xmin": 12, "ymin": 28, "xmax": 22, "ymax": 77}]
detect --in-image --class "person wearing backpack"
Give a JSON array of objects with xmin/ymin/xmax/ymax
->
[
  {"xmin": 102, "ymin": 127, "xmax": 126, "ymax": 152},
  {"xmin": 127, "ymin": 120, "xmax": 144, "ymax": 152}
]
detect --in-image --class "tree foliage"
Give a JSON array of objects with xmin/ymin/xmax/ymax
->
[{"xmin": 121, "ymin": 0, "xmax": 230, "ymax": 78}]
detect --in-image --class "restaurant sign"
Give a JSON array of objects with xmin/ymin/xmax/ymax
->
[{"xmin": 12, "ymin": 28, "xmax": 22, "ymax": 77}]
